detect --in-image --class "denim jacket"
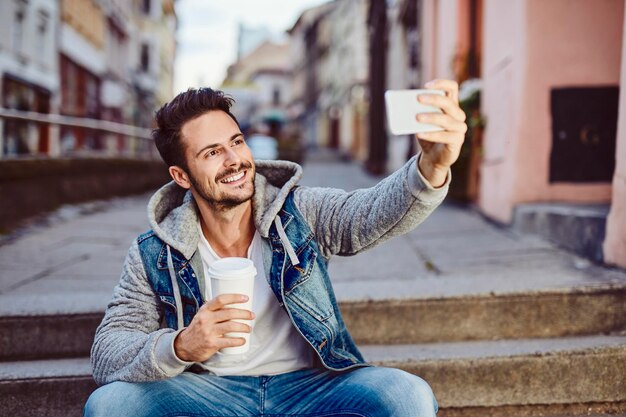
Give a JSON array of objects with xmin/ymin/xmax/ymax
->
[
  {"xmin": 140, "ymin": 191, "xmax": 365, "ymax": 371},
  {"xmin": 90, "ymin": 156, "xmax": 449, "ymax": 385}
]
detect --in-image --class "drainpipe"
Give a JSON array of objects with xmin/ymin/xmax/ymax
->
[{"xmin": 366, "ymin": 0, "xmax": 388, "ymax": 175}]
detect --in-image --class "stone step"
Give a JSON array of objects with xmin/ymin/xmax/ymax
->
[
  {"xmin": 361, "ymin": 335, "xmax": 626, "ymax": 417},
  {"xmin": 2, "ymin": 285, "xmax": 625, "ymax": 361},
  {"xmin": 512, "ymin": 203, "xmax": 610, "ymax": 263},
  {"xmin": 1, "ymin": 336, "xmax": 624, "ymax": 417},
  {"xmin": 0, "ymin": 313, "xmax": 102, "ymax": 361},
  {"xmin": 344, "ymin": 284, "xmax": 626, "ymax": 345},
  {"xmin": 0, "ymin": 358, "xmax": 95, "ymax": 417}
]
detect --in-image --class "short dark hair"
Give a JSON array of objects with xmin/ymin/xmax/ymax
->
[{"xmin": 152, "ymin": 87, "xmax": 240, "ymax": 169}]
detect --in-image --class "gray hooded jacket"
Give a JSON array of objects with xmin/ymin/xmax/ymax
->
[{"xmin": 90, "ymin": 155, "xmax": 449, "ymax": 385}]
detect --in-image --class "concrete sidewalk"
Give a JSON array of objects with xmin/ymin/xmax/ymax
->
[{"xmin": 1, "ymin": 149, "xmax": 625, "ymax": 317}]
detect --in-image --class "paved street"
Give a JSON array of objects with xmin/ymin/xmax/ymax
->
[{"xmin": 1, "ymin": 149, "xmax": 625, "ymax": 317}]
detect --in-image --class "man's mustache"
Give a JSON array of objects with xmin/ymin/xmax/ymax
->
[{"xmin": 215, "ymin": 161, "xmax": 253, "ymax": 182}]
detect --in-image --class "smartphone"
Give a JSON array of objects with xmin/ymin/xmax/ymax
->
[{"xmin": 385, "ymin": 89, "xmax": 445, "ymax": 135}]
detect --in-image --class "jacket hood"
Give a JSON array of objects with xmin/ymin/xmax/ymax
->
[{"xmin": 146, "ymin": 159, "xmax": 303, "ymax": 259}]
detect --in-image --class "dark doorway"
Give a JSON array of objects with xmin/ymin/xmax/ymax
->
[{"xmin": 549, "ymin": 86, "xmax": 619, "ymax": 183}]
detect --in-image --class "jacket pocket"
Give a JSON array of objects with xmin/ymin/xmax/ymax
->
[
  {"xmin": 283, "ymin": 246, "xmax": 317, "ymax": 291},
  {"xmin": 285, "ymin": 250, "xmax": 334, "ymax": 321},
  {"xmin": 157, "ymin": 294, "xmax": 177, "ymax": 329},
  {"xmin": 157, "ymin": 293, "xmax": 197, "ymax": 329}
]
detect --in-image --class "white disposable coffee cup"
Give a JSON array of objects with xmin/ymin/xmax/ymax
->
[{"xmin": 208, "ymin": 257, "xmax": 256, "ymax": 355}]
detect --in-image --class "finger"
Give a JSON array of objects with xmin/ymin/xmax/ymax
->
[
  {"xmin": 416, "ymin": 131, "xmax": 465, "ymax": 145},
  {"xmin": 425, "ymin": 79, "xmax": 459, "ymax": 103},
  {"xmin": 417, "ymin": 94, "xmax": 466, "ymax": 122},
  {"xmin": 214, "ymin": 321, "xmax": 252, "ymax": 335},
  {"xmin": 416, "ymin": 113, "xmax": 468, "ymax": 134},
  {"xmin": 213, "ymin": 308, "xmax": 255, "ymax": 323},
  {"xmin": 205, "ymin": 294, "xmax": 249, "ymax": 311},
  {"xmin": 214, "ymin": 336, "xmax": 247, "ymax": 349}
]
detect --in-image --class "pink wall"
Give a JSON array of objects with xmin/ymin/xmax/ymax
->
[
  {"xmin": 420, "ymin": 0, "xmax": 438, "ymax": 83},
  {"xmin": 479, "ymin": 0, "xmax": 527, "ymax": 222},
  {"xmin": 604, "ymin": 5, "xmax": 626, "ymax": 269},
  {"xmin": 436, "ymin": 0, "xmax": 459, "ymax": 81},
  {"xmin": 456, "ymin": 0, "xmax": 470, "ymax": 53},
  {"xmin": 480, "ymin": 0, "xmax": 624, "ymax": 223},
  {"xmin": 420, "ymin": 0, "xmax": 458, "ymax": 83}
]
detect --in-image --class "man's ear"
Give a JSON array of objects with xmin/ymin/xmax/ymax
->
[{"xmin": 169, "ymin": 166, "xmax": 192, "ymax": 189}]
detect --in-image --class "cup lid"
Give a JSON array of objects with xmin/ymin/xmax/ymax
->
[{"xmin": 208, "ymin": 257, "xmax": 256, "ymax": 280}]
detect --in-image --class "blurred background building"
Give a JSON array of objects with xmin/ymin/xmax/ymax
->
[
  {"xmin": 0, "ymin": 0, "xmax": 178, "ymax": 236},
  {"xmin": 415, "ymin": 0, "xmax": 625, "ymax": 269},
  {"xmin": 0, "ymin": 0, "xmax": 60, "ymax": 157},
  {"xmin": 0, "ymin": 0, "xmax": 177, "ymax": 158},
  {"xmin": 0, "ymin": 0, "xmax": 624, "ymax": 267},
  {"xmin": 222, "ymin": 39, "xmax": 291, "ymax": 135},
  {"xmin": 217, "ymin": 0, "xmax": 624, "ymax": 269}
]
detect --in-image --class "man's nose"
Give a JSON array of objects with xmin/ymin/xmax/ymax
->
[{"xmin": 223, "ymin": 147, "xmax": 242, "ymax": 167}]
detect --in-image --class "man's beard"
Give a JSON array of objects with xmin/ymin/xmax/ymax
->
[{"xmin": 188, "ymin": 162, "xmax": 255, "ymax": 211}]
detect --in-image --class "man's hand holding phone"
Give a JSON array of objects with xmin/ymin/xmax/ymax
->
[{"xmin": 385, "ymin": 79, "xmax": 468, "ymax": 188}]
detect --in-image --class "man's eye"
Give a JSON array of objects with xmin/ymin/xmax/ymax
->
[
  {"xmin": 233, "ymin": 138, "xmax": 244, "ymax": 145},
  {"xmin": 206, "ymin": 149, "xmax": 219, "ymax": 157}
]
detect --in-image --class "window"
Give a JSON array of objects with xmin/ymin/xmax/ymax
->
[
  {"xmin": 37, "ymin": 10, "xmax": 48, "ymax": 35},
  {"xmin": 62, "ymin": 57, "xmax": 77, "ymax": 114},
  {"xmin": 142, "ymin": 0, "xmax": 151, "ymax": 15},
  {"xmin": 36, "ymin": 9, "xmax": 49, "ymax": 63},
  {"xmin": 272, "ymin": 86, "xmax": 281, "ymax": 106},
  {"xmin": 85, "ymin": 75, "xmax": 99, "ymax": 118},
  {"xmin": 12, "ymin": 0, "xmax": 28, "ymax": 55},
  {"xmin": 140, "ymin": 43, "xmax": 150, "ymax": 72}
]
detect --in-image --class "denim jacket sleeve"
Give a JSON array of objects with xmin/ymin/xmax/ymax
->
[
  {"xmin": 90, "ymin": 239, "xmax": 182, "ymax": 385},
  {"xmin": 292, "ymin": 153, "xmax": 450, "ymax": 259}
]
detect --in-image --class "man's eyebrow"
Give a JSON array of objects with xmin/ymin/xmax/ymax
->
[{"xmin": 195, "ymin": 133, "xmax": 243, "ymax": 157}]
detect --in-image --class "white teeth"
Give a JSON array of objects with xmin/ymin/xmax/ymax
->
[{"xmin": 221, "ymin": 172, "xmax": 245, "ymax": 183}]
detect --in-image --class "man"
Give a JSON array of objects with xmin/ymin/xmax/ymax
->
[{"xmin": 85, "ymin": 79, "xmax": 467, "ymax": 416}]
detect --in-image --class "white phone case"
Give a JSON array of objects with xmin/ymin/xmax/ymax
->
[{"xmin": 385, "ymin": 89, "xmax": 445, "ymax": 135}]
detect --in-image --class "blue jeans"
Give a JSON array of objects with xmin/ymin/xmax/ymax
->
[{"xmin": 84, "ymin": 367, "xmax": 438, "ymax": 417}]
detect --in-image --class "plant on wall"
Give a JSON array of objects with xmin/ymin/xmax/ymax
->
[{"xmin": 449, "ymin": 78, "xmax": 486, "ymax": 202}]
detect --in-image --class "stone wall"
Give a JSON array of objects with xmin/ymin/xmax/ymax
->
[{"xmin": 0, "ymin": 158, "xmax": 170, "ymax": 232}]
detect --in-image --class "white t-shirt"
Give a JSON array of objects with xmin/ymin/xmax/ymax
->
[{"xmin": 195, "ymin": 224, "xmax": 317, "ymax": 376}]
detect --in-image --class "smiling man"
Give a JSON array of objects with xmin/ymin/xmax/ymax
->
[{"xmin": 85, "ymin": 82, "xmax": 467, "ymax": 417}]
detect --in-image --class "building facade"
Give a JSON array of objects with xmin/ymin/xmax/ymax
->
[
  {"xmin": 0, "ymin": 0, "xmax": 177, "ymax": 159},
  {"xmin": 418, "ymin": 0, "xmax": 626, "ymax": 268},
  {"xmin": 287, "ymin": 2, "xmax": 337, "ymax": 149},
  {"xmin": 222, "ymin": 40, "xmax": 292, "ymax": 137},
  {"xmin": 131, "ymin": 0, "xmax": 177, "ymax": 131},
  {"xmin": 100, "ymin": 0, "xmax": 133, "ymax": 153},
  {"xmin": 237, "ymin": 23, "xmax": 275, "ymax": 61},
  {"xmin": 319, "ymin": 0, "xmax": 369, "ymax": 161},
  {"xmin": 289, "ymin": 0, "xmax": 420, "ymax": 171},
  {"xmin": 286, "ymin": 0, "xmax": 625, "ymax": 267},
  {"xmin": 382, "ymin": 0, "xmax": 423, "ymax": 172},
  {"xmin": 0, "ymin": 0, "xmax": 60, "ymax": 157},
  {"xmin": 59, "ymin": 0, "xmax": 107, "ymax": 152}
]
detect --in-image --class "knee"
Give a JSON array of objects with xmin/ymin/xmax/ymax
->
[
  {"xmin": 84, "ymin": 381, "xmax": 144, "ymax": 417},
  {"xmin": 401, "ymin": 372, "xmax": 438, "ymax": 415},
  {"xmin": 369, "ymin": 368, "xmax": 438, "ymax": 417}
]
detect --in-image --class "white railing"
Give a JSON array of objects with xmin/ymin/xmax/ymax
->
[{"xmin": 0, "ymin": 108, "xmax": 157, "ymax": 159}]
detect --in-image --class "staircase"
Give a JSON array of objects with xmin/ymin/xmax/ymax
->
[
  {"xmin": 349, "ymin": 287, "xmax": 626, "ymax": 417},
  {"xmin": 1, "ymin": 157, "xmax": 625, "ymax": 416},
  {"xmin": 0, "ymin": 312, "xmax": 98, "ymax": 416},
  {"xmin": 1, "ymin": 284, "xmax": 625, "ymax": 417}
]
